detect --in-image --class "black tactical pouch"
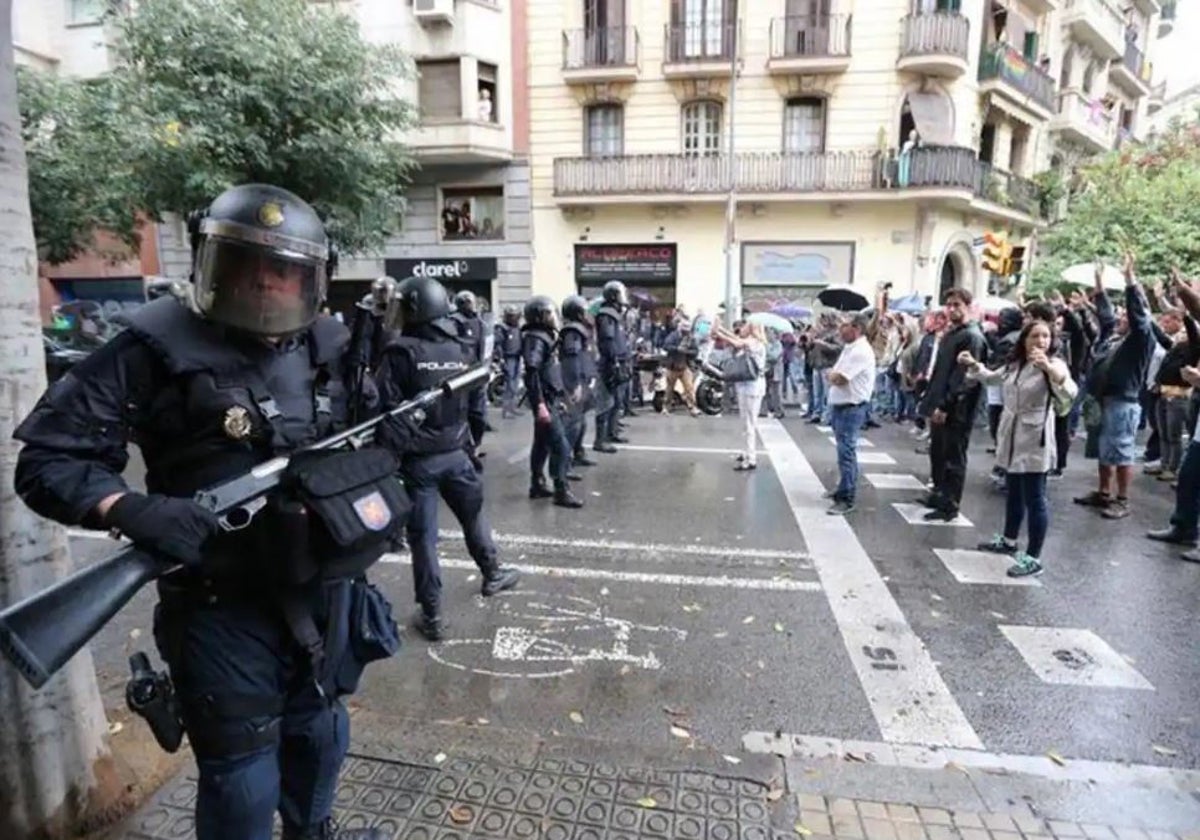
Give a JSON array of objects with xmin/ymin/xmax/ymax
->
[
  {"xmin": 334, "ymin": 578, "xmax": 401, "ymax": 696},
  {"xmin": 283, "ymin": 449, "xmax": 410, "ymax": 577}
]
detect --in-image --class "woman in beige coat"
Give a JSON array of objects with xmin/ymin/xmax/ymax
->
[{"xmin": 959, "ymin": 320, "xmax": 1078, "ymax": 577}]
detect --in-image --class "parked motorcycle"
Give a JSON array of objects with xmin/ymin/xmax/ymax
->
[{"xmin": 693, "ymin": 358, "xmax": 724, "ymax": 416}]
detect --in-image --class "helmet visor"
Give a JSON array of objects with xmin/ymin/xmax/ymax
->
[{"xmin": 194, "ymin": 238, "xmax": 325, "ymax": 336}]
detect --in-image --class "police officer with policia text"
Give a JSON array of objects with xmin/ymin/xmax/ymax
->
[
  {"xmin": 449, "ymin": 290, "xmax": 490, "ymax": 453},
  {"xmin": 523, "ymin": 295, "xmax": 586, "ymax": 508},
  {"xmin": 560, "ymin": 294, "xmax": 598, "ymax": 467},
  {"xmin": 494, "ymin": 304, "xmax": 524, "ymax": 418},
  {"xmin": 593, "ymin": 280, "xmax": 633, "ymax": 453},
  {"xmin": 374, "ymin": 276, "xmax": 520, "ymax": 641},
  {"xmin": 14, "ymin": 184, "xmax": 404, "ymax": 840}
]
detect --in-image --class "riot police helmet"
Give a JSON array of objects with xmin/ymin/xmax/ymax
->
[
  {"xmin": 453, "ymin": 290, "xmax": 478, "ymax": 318},
  {"xmin": 391, "ymin": 275, "xmax": 453, "ymax": 331},
  {"xmin": 502, "ymin": 304, "xmax": 521, "ymax": 326},
  {"xmin": 190, "ymin": 183, "xmax": 332, "ymax": 337},
  {"xmin": 602, "ymin": 280, "xmax": 629, "ymax": 309},
  {"xmin": 524, "ymin": 295, "xmax": 559, "ymax": 332},
  {"xmin": 562, "ymin": 294, "xmax": 589, "ymax": 324}
]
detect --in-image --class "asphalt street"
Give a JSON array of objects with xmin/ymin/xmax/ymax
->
[{"xmin": 73, "ymin": 404, "xmax": 1200, "ymax": 785}]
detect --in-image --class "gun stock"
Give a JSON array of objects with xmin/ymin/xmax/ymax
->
[
  {"xmin": 0, "ymin": 364, "xmax": 488, "ymax": 689},
  {"xmin": 0, "ymin": 548, "xmax": 167, "ymax": 689}
]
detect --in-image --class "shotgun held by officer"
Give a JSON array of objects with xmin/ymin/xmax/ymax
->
[{"xmin": 0, "ymin": 363, "xmax": 488, "ymax": 691}]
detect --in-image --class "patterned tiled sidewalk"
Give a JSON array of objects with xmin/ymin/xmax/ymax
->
[{"xmin": 110, "ymin": 749, "xmax": 1199, "ymax": 840}]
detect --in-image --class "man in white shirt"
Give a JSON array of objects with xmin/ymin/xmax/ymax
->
[{"xmin": 826, "ymin": 312, "xmax": 877, "ymax": 515}]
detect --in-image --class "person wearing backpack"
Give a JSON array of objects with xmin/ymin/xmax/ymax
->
[{"xmin": 959, "ymin": 319, "xmax": 1078, "ymax": 577}]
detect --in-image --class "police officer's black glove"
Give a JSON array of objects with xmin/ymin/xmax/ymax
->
[
  {"xmin": 106, "ymin": 492, "xmax": 221, "ymax": 567},
  {"xmin": 375, "ymin": 413, "xmax": 423, "ymax": 456}
]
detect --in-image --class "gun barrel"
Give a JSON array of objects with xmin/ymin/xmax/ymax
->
[{"xmin": 0, "ymin": 549, "xmax": 168, "ymax": 689}]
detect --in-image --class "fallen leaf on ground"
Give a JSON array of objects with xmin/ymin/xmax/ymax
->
[
  {"xmin": 636, "ymin": 797, "xmax": 657, "ymax": 809},
  {"xmin": 766, "ymin": 788, "xmax": 784, "ymax": 802},
  {"xmin": 930, "ymin": 593, "xmax": 944, "ymax": 602},
  {"xmin": 681, "ymin": 603, "xmax": 703, "ymax": 613},
  {"xmin": 619, "ymin": 664, "xmax": 632, "ymax": 676},
  {"xmin": 129, "ymin": 628, "xmax": 142, "ymax": 640},
  {"xmin": 930, "ymin": 610, "xmax": 942, "ymax": 618},
  {"xmin": 475, "ymin": 718, "xmax": 490, "ymax": 726},
  {"xmin": 466, "ymin": 575, "xmax": 477, "ymax": 583},
  {"xmin": 107, "ymin": 721, "xmax": 123, "ymax": 735},
  {"xmin": 448, "ymin": 805, "xmax": 473, "ymax": 825},
  {"xmin": 773, "ymin": 622, "xmax": 784, "ymax": 632},
  {"xmin": 722, "ymin": 755, "xmax": 741, "ymax": 765},
  {"xmin": 742, "ymin": 616, "xmax": 755, "ymax": 625},
  {"xmin": 600, "ymin": 587, "xmax": 610, "ymax": 596},
  {"xmin": 569, "ymin": 711, "xmax": 584, "ymax": 724},
  {"xmin": 844, "ymin": 752, "xmax": 866, "ymax": 763},
  {"xmin": 663, "ymin": 705, "xmax": 689, "ymax": 717},
  {"xmin": 670, "ymin": 725, "xmax": 692, "ymax": 739},
  {"xmin": 1046, "ymin": 750, "xmax": 1066, "ymax": 766},
  {"xmin": 591, "ymin": 491, "xmax": 602, "ymax": 497},
  {"xmin": 794, "ymin": 824, "xmax": 813, "ymax": 836},
  {"xmin": 713, "ymin": 631, "xmax": 729, "ymax": 639},
  {"xmin": 756, "ymin": 660, "xmax": 765, "ymax": 669},
  {"xmin": 1152, "ymin": 744, "xmax": 1179, "ymax": 757},
  {"xmin": 724, "ymin": 496, "xmax": 736, "ymax": 501},
  {"xmin": 434, "ymin": 753, "xmax": 447, "ymax": 764},
  {"xmin": 990, "ymin": 611, "xmax": 1007, "ymax": 620}
]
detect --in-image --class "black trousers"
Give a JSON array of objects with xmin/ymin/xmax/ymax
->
[
  {"xmin": 929, "ymin": 419, "xmax": 972, "ymax": 513},
  {"xmin": 1054, "ymin": 412, "xmax": 1070, "ymax": 471}
]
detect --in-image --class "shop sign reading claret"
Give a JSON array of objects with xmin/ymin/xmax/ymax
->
[{"xmin": 386, "ymin": 257, "xmax": 498, "ymax": 282}]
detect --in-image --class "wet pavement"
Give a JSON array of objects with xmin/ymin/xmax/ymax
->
[{"xmin": 69, "ymin": 404, "xmax": 1200, "ymax": 835}]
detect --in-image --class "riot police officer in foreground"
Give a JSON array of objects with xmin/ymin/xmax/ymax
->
[
  {"xmin": 449, "ymin": 290, "xmax": 489, "ymax": 453},
  {"xmin": 560, "ymin": 295, "xmax": 598, "ymax": 467},
  {"xmin": 14, "ymin": 184, "xmax": 399, "ymax": 840},
  {"xmin": 375, "ymin": 277, "xmax": 520, "ymax": 640},
  {"xmin": 522, "ymin": 296, "xmax": 585, "ymax": 508},
  {"xmin": 593, "ymin": 280, "xmax": 633, "ymax": 453},
  {"xmin": 495, "ymin": 304, "xmax": 523, "ymax": 417}
]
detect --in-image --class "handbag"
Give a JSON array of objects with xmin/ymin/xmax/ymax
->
[
  {"xmin": 720, "ymin": 350, "xmax": 760, "ymax": 383},
  {"xmin": 1042, "ymin": 371, "xmax": 1074, "ymax": 418}
]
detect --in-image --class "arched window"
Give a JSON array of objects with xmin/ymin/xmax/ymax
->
[{"xmin": 682, "ymin": 100, "xmax": 723, "ymax": 155}]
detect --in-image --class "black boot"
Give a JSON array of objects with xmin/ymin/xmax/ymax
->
[
  {"xmin": 554, "ymin": 485, "xmax": 584, "ymax": 509},
  {"xmin": 413, "ymin": 607, "xmax": 444, "ymax": 642},
  {"xmin": 481, "ymin": 565, "xmax": 521, "ymax": 596},
  {"xmin": 529, "ymin": 482, "xmax": 554, "ymax": 499}
]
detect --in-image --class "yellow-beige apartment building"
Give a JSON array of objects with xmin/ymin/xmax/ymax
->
[{"xmin": 524, "ymin": 0, "xmax": 1163, "ymax": 314}]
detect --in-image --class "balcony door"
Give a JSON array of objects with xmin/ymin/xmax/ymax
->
[
  {"xmin": 584, "ymin": 0, "xmax": 625, "ymax": 65},
  {"xmin": 785, "ymin": 0, "xmax": 831, "ymax": 57},
  {"xmin": 673, "ymin": 0, "xmax": 735, "ymax": 59}
]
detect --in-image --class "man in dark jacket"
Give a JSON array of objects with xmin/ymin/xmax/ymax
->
[
  {"xmin": 1073, "ymin": 255, "xmax": 1156, "ymax": 520},
  {"xmin": 917, "ymin": 287, "xmax": 988, "ymax": 521}
]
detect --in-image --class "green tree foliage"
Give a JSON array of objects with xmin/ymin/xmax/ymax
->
[
  {"xmin": 19, "ymin": 0, "xmax": 416, "ymax": 263},
  {"xmin": 18, "ymin": 68, "xmax": 141, "ymax": 264},
  {"xmin": 1030, "ymin": 115, "xmax": 1200, "ymax": 294}
]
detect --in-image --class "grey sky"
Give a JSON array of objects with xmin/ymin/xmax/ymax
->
[{"xmin": 1155, "ymin": 4, "xmax": 1199, "ymax": 94}]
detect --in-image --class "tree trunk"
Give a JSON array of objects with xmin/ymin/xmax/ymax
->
[{"xmin": 0, "ymin": 1, "xmax": 124, "ymax": 836}]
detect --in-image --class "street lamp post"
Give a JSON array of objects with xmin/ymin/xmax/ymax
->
[{"xmin": 722, "ymin": 20, "xmax": 740, "ymax": 321}]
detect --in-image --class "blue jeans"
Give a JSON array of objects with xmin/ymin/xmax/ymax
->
[
  {"xmin": 402, "ymin": 449, "xmax": 497, "ymax": 609},
  {"xmin": 1004, "ymin": 472, "xmax": 1049, "ymax": 558},
  {"xmin": 872, "ymin": 371, "xmax": 894, "ymax": 417},
  {"xmin": 832, "ymin": 403, "xmax": 869, "ymax": 503},
  {"xmin": 807, "ymin": 371, "xmax": 827, "ymax": 419},
  {"xmin": 501, "ymin": 355, "xmax": 521, "ymax": 415},
  {"xmin": 1170, "ymin": 440, "xmax": 1200, "ymax": 539},
  {"xmin": 895, "ymin": 390, "xmax": 917, "ymax": 421}
]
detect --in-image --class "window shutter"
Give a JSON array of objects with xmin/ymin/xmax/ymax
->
[{"xmin": 418, "ymin": 60, "xmax": 461, "ymax": 119}]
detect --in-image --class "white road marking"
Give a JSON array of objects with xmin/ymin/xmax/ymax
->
[
  {"xmin": 892, "ymin": 503, "xmax": 973, "ymax": 527},
  {"xmin": 999, "ymin": 626, "xmax": 1154, "ymax": 690},
  {"xmin": 757, "ymin": 418, "xmax": 983, "ymax": 749},
  {"xmin": 615, "ymin": 444, "xmax": 769, "ymax": 457},
  {"xmin": 932, "ymin": 549, "xmax": 1042, "ymax": 587},
  {"xmin": 380, "ymin": 553, "xmax": 821, "ymax": 592},
  {"xmin": 438, "ymin": 530, "xmax": 812, "ymax": 567},
  {"xmin": 864, "ymin": 473, "xmax": 927, "ymax": 491},
  {"xmin": 744, "ymin": 732, "xmax": 1200, "ymax": 792},
  {"xmin": 826, "ymin": 436, "xmax": 874, "ymax": 448},
  {"xmin": 507, "ymin": 444, "xmax": 532, "ymax": 464},
  {"xmin": 855, "ymin": 452, "xmax": 897, "ymax": 465}
]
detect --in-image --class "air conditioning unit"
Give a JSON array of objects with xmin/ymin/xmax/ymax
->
[{"xmin": 414, "ymin": 0, "xmax": 454, "ymax": 25}]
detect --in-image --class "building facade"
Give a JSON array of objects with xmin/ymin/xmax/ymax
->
[{"xmin": 524, "ymin": 0, "xmax": 1163, "ymax": 313}]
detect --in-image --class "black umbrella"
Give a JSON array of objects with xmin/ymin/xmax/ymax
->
[{"xmin": 817, "ymin": 285, "xmax": 869, "ymax": 312}]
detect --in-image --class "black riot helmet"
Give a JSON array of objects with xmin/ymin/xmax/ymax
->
[
  {"xmin": 562, "ymin": 294, "xmax": 589, "ymax": 324},
  {"xmin": 453, "ymin": 290, "xmax": 478, "ymax": 318},
  {"xmin": 602, "ymin": 280, "xmax": 629, "ymax": 310},
  {"xmin": 502, "ymin": 304, "xmax": 521, "ymax": 327},
  {"xmin": 390, "ymin": 275, "xmax": 452, "ymax": 331},
  {"xmin": 189, "ymin": 183, "xmax": 333, "ymax": 336},
  {"xmin": 524, "ymin": 295, "xmax": 559, "ymax": 333}
]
